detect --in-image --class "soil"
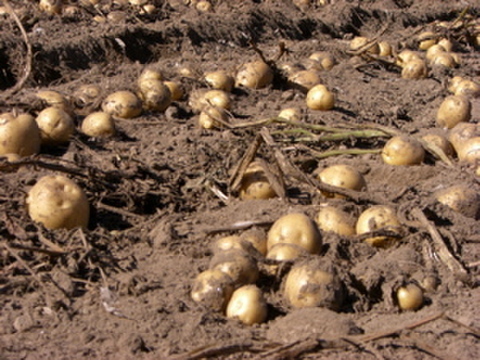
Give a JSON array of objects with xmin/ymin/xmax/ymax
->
[{"xmin": 1, "ymin": 1, "xmax": 480, "ymax": 359}]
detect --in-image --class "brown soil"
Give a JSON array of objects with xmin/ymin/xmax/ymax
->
[{"xmin": 1, "ymin": 1, "xmax": 480, "ymax": 359}]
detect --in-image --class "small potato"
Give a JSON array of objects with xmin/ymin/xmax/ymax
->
[
  {"xmin": 425, "ymin": 44, "xmax": 446, "ymax": 62},
  {"xmin": 36, "ymin": 107, "xmax": 74, "ymax": 144},
  {"xmin": 284, "ymin": 258, "xmax": 344, "ymax": 310},
  {"xmin": 138, "ymin": 67, "xmax": 163, "ymax": 84},
  {"xmin": 382, "ymin": 135, "xmax": 425, "ymax": 166},
  {"xmin": 288, "ymin": 70, "xmax": 322, "ymax": 92},
  {"xmin": 211, "ymin": 235, "xmax": 260, "ymax": 257},
  {"xmin": 0, "ymin": 112, "xmax": 41, "ymax": 157},
  {"xmin": 308, "ymin": 51, "xmax": 336, "ymax": 70},
  {"xmin": 448, "ymin": 76, "xmax": 464, "ymax": 94},
  {"xmin": 81, "ymin": 111, "xmax": 116, "ymax": 138},
  {"xmin": 349, "ymin": 36, "xmax": 379, "ymax": 54},
  {"xmin": 240, "ymin": 228, "xmax": 268, "ymax": 256},
  {"xmin": 74, "ymin": 84, "xmax": 102, "ymax": 108},
  {"xmin": 317, "ymin": 164, "xmax": 366, "ymax": 198},
  {"xmin": 435, "ymin": 184, "xmax": 479, "ymax": 219},
  {"xmin": 430, "ymin": 52, "xmax": 456, "ymax": 68},
  {"xmin": 437, "ymin": 38, "xmax": 454, "ymax": 52},
  {"xmin": 316, "ymin": 205, "xmax": 355, "ymax": 236},
  {"xmin": 138, "ymin": 79, "xmax": 172, "ymax": 112},
  {"xmin": 26, "ymin": 175, "xmax": 90, "ymax": 230},
  {"xmin": 378, "ymin": 41, "xmax": 392, "ymax": 57},
  {"xmin": 189, "ymin": 89, "xmax": 230, "ymax": 113},
  {"xmin": 163, "ymin": 81, "xmax": 184, "ymax": 101},
  {"xmin": 267, "ymin": 213, "xmax": 322, "ymax": 254},
  {"xmin": 226, "ymin": 285, "xmax": 267, "ymax": 325},
  {"xmin": 191, "ymin": 269, "xmax": 234, "ymax": 312},
  {"xmin": 102, "ymin": 90, "xmax": 142, "ymax": 118},
  {"xmin": 209, "ymin": 249, "xmax": 259, "ymax": 286},
  {"xmin": 396, "ymin": 283, "xmax": 424, "ymax": 311},
  {"xmin": 239, "ymin": 161, "xmax": 277, "ymax": 200},
  {"xmin": 356, "ymin": 205, "xmax": 401, "ymax": 247},
  {"xmin": 306, "ymin": 84, "xmax": 335, "ymax": 111},
  {"xmin": 401, "ymin": 59, "xmax": 427, "ymax": 79},
  {"xmin": 198, "ymin": 106, "xmax": 229, "ymax": 129},
  {"xmin": 266, "ymin": 243, "xmax": 308, "ymax": 275},
  {"xmin": 436, "ymin": 95, "xmax": 471, "ymax": 129},
  {"xmin": 396, "ymin": 50, "xmax": 422, "ymax": 67},
  {"xmin": 36, "ymin": 90, "xmax": 71, "ymax": 113},
  {"xmin": 417, "ymin": 31, "xmax": 437, "ymax": 50},
  {"xmin": 204, "ymin": 70, "xmax": 234, "ymax": 92},
  {"xmin": 235, "ymin": 60, "xmax": 274, "ymax": 89},
  {"xmin": 39, "ymin": 0, "xmax": 63, "ymax": 14},
  {"xmin": 278, "ymin": 107, "xmax": 301, "ymax": 122}
]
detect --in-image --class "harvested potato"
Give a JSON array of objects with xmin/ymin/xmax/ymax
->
[
  {"xmin": 317, "ymin": 164, "xmax": 366, "ymax": 198},
  {"xmin": 81, "ymin": 111, "xmax": 115, "ymax": 138},
  {"xmin": 0, "ymin": 112, "xmax": 41, "ymax": 157},
  {"xmin": 26, "ymin": 175, "xmax": 90, "ymax": 230},
  {"xmin": 226, "ymin": 285, "xmax": 268, "ymax": 325},
  {"xmin": 239, "ymin": 160, "xmax": 277, "ymax": 200},
  {"xmin": 235, "ymin": 60, "xmax": 273, "ymax": 89},
  {"xmin": 316, "ymin": 205, "xmax": 356, "ymax": 236},
  {"xmin": 209, "ymin": 249, "xmax": 259, "ymax": 286},
  {"xmin": 356, "ymin": 205, "xmax": 402, "ymax": 247},
  {"xmin": 396, "ymin": 283, "xmax": 424, "ymax": 311},
  {"xmin": 36, "ymin": 107, "xmax": 75, "ymax": 144},
  {"xmin": 191, "ymin": 269, "xmax": 234, "ymax": 312},
  {"xmin": 306, "ymin": 84, "xmax": 335, "ymax": 110},
  {"xmin": 435, "ymin": 184, "xmax": 480, "ymax": 219},
  {"xmin": 382, "ymin": 135, "xmax": 425, "ymax": 165},
  {"xmin": 267, "ymin": 213, "xmax": 322, "ymax": 254},
  {"xmin": 204, "ymin": 70, "xmax": 234, "ymax": 92},
  {"xmin": 436, "ymin": 95, "xmax": 471, "ymax": 129},
  {"xmin": 102, "ymin": 91, "xmax": 142, "ymax": 118}
]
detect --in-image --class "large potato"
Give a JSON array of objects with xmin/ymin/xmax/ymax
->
[
  {"xmin": 26, "ymin": 175, "xmax": 90, "ymax": 230},
  {"xmin": 0, "ymin": 112, "xmax": 41, "ymax": 157},
  {"xmin": 267, "ymin": 213, "xmax": 322, "ymax": 254},
  {"xmin": 36, "ymin": 107, "xmax": 75, "ymax": 145}
]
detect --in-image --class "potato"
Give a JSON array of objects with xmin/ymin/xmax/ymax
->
[
  {"xmin": 73, "ymin": 84, "xmax": 102, "ymax": 108},
  {"xmin": 425, "ymin": 44, "xmax": 446, "ymax": 62},
  {"xmin": 235, "ymin": 60, "xmax": 273, "ymax": 89},
  {"xmin": 102, "ymin": 90, "xmax": 142, "ymax": 118},
  {"xmin": 0, "ymin": 112, "xmax": 41, "ymax": 157},
  {"xmin": 448, "ymin": 76, "xmax": 464, "ymax": 94},
  {"xmin": 26, "ymin": 175, "xmax": 90, "ymax": 230},
  {"xmin": 39, "ymin": 0, "xmax": 63, "ymax": 14},
  {"xmin": 401, "ymin": 59, "xmax": 427, "ymax": 79},
  {"xmin": 288, "ymin": 70, "xmax": 322, "ymax": 92},
  {"xmin": 278, "ymin": 107, "xmax": 301, "ymax": 122},
  {"xmin": 204, "ymin": 70, "xmax": 234, "ymax": 92},
  {"xmin": 382, "ymin": 135, "xmax": 425, "ymax": 165},
  {"xmin": 226, "ymin": 285, "xmax": 267, "ymax": 325},
  {"xmin": 191, "ymin": 269, "xmax": 234, "ymax": 312},
  {"xmin": 454, "ymin": 80, "xmax": 480, "ymax": 98},
  {"xmin": 267, "ymin": 213, "xmax": 322, "ymax": 254},
  {"xmin": 437, "ymin": 38, "xmax": 454, "ymax": 52},
  {"xmin": 430, "ymin": 52, "xmax": 456, "ymax": 68},
  {"xmin": 198, "ymin": 106, "xmax": 229, "ymax": 129},
  {"xmin": 457, "ymin": 137, "xmax": 480, "ymax": 164},
  {"xmin": 138, "ymin": 79, "xmax": 172, "ymax": 112},
  {"xmin": 448, "ymin": 122, "xmax": 480, "ymax": 154},
  {"xmin": 349, "ymin": 36, "xmax": 379, "ymax": 54},
  {"xmin": 316, "ymin": 205, "xmax": 355, "ymax": 236},
  {"xmin": 378, "ymin": 41, "xmax": 392, "ymax": 57},
  {"xmin": 308, "ymin": 51, "xmax": 336, "ymax": 70},
  {"xmin": 436, "ymin": 95, "xmax": 471, "ymax": 129},
  {"xmin": 306, "ymin": 84, "xmax": 335, "ymax": 111},
  {"xmin": 209, "ymin": 249, "xmax": 259, "ymax": 286},
  {"xmin": 189, "ymin": 89, "xmax": 230, "ymax": 113},
  {"xmin": 396, "ymin": 283, "xmax": 424, "ymax": 311},
  {"xmin": 417, "ymin": 31, "xmax": 437, "ymax": 50},
  {"xmin": 36, "ymin": 90, "xmax": 71, "ymax": 113},
  {"xmin": 36, "ymin": 107, "xmax": 75, "ymax": 144},
  {"xmin": 435, "ymin": 184, "xmax": 479, "ymax": 219},
  {"xmin": 356, "ymin": 205, "xmax": 401, "ymax": 247},
  {"xmin": 138, "ymin": 67, "xmax": 163, "ymax": 84},
  {"xmin": 317, "ymin": 164, "xmax": 366, "ymax": 198},
  {"xmin": 396, "ymin": 50, "xmax": 422, "ymax": 67},
  {"xmin": 266, "ymin": 243, "xmax": 308, "ymax": 275},
  {"xmin": 163, "ymin": 81, "xmax": 184, "ymax": 101},
  {"xmin": 211, "ymin": 235, "xmax": 260, "ymax": 257},
  {"xmin": 240, "ymin": 228, "xmax": 268, "ymax": 256},
  {"xmin": 421, "ymin": 133, "xmax": 454, "ymax": 158},
  {"xmin": 81, "ymin": 112, "xmax": 116, "ymax": 138},
  {"xmin": 284, "ymin": 258, "xmax": 344, "ymax": 310},
  {"xmin": 239, "ymin": 160, "xmax": 277, "ymax": 200}
]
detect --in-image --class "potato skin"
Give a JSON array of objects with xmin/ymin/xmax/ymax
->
[
  {"xmin": 26, "ymin": 175, "xmax": 90, "ymax": 230},
  {"xmin": 0, "ymin": 113, "xmax": 41, "ymax": 157}
]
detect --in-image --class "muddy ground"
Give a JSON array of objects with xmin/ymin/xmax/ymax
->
[{"xmin": 0, "ymin": 0, "xmax": 480, "ymax": 359}]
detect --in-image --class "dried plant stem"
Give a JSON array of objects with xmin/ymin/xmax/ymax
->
[{"xmin": 303, "ymin": 147, "xmax": 381, "ymax": 159}]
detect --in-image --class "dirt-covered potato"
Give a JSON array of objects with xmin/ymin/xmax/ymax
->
[
  {"xmin": 26, "ymin": 175, "xmax": 90, "ymax": 230},
  {"xmin": 226, "ymin": 285, "xmax": 267, "ymax": 325},
  {"xmin": 198, "ymin": 106, "xmax": 229, "ymax": 129},
  {"xmin": 239, "ymin": 160, "xmax": 277, "ymax": 200},
  {"xmin": 316, "ymin": 205, "xmax": 356, "ymax": 236},
  {"xmin": 306, "ymin": 84, "xmax": 335, "ymax": 110},
  {"xmin": 284, "ymin": 258, "xmax": 344, "ymax": 310},
  {"xmin": 435, "ymin": 184, "xmax": 480, "ymax": 219},
  {"xmin": 204, "ymin": 70, "xmax": 234, "ymax": 92},
  {"xmin": 211, "ymin": 235, "xmax": 260, "ymax": 257},
  {"xmin": 356, "ymin": 205, "xmax": 402, "ymax": 247},
  {"xmin": 36, "ymin": 90, "xmax": 72, "ymax": 113},
  {"xmin": 138, "ymin": 79, "xmax": 172, "ymax": 112},
  {"xmin": 0, "ymin": 112, "xmax": 41, "ymax": 157},
  {"xmin": 163, "ymin": 81, "xmax": 184, "ymax": 101},
  {"xmin": 421, "ymin": 133, "xmax": 454, "ymax": 158},
  {"xmin": 267, "ymin": 213, "xmax": 322, "ymax": 254},
  {"xmin": 457, "ymin": 137, "xmax": 480, "ymax": 164},
  {"xmin": 240, "ymin": 228, "xmax": 268, "ymax": 257},
  {"xmin": 209, "ymin": 249, "xmax": 259, "ymax": 286},
  {"xmin": 191, "ymin": 269, "xmax": 234, "ymax": 312},
  {"xmin": 235, "ymin": 60, "xmax": 273, "ymax": 89},
  {"xmin": 401, "ymin": 59, "xmax": 427, "ymax": 79},
  {"xmin": 35, "ymin": 106, "xmax": 75, "ymax": 144},
  {"xmin": 102, "ymin": 90, "xmax": 142, "ymax": 118},
  {"xmin": 288, "ymin": 70, "xmax": 322, "ymax": 92},
  {"xmin": 81, "ymin": 111, "xmax": 116, "ymax": 138}
]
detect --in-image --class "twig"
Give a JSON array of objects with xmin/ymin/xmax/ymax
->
[
  {"xmin": 299, "ymin": 146, "xmax": 381, "ymax": 159},
  {"xmin": 2, "ymin": 0, "xmax": 33, "ymax": 98},
  {"xmin": 96, "ymin": 201, "xmax": 146, "ymax": 220},
  {"xmin": 411, "ymin": 208, "xmax": 468, "ymax": 279}
]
